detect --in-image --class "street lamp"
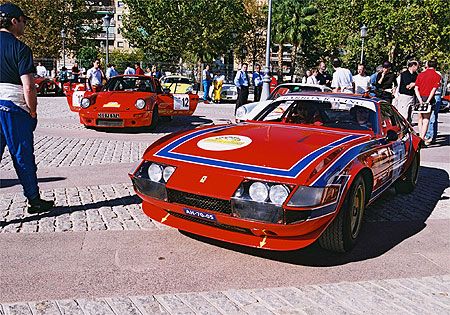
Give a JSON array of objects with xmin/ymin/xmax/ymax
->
[
  {"xmin": 360, "ymin": 24, "xmax": 368, "ymax": 64},
  {"xmin": 231, "ymin": 30, "xmax": 237, "ymax": 80},
  {"xmin": 61, "ymin": 28, "xmax": 66, "ymax": 68},
  {"xmin": 241, "ymin": 45, "xmax": 247, "ymax": 61},
  {"xmin": 260, "ymin": 0, "xmax": 273, "ymax": 101},
  {"xmin": 102, "ymin": 14, "xmax": 113, "ymax": 65}
]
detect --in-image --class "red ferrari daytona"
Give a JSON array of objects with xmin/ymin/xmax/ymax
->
[{"xmin": 129, "ymin": 92, "xmax": 421, "ymax": 252}]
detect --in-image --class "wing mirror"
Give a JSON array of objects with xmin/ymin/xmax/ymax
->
[
  {"xmin": 162, "ymin": 87, "xmax": 171, "ymax": 94},
  {"xmin": 386, "ymin": 129, "xmax": 398, "ymax": 142}
]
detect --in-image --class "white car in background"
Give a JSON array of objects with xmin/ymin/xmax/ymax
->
[{"xmin": 235, "ymin": 83, "xmax": 332, "ymax": 122}]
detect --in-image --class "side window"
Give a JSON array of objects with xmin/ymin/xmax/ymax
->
[
  {"xmin": 391, "ymin": 108, "xmax": 407, "ymax": 131},
  {"xmin": 380, "ymin": 103, "xmax": 399, "ymax": 134}
]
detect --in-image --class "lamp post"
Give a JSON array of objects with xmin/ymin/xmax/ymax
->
[
  {"xmin": 360, "ymin": 24, "xmax": 368, "ymax": 64},
  {"xmin": 241, "ymin": 45, "xmax": 247, "ymax": 62},
  {"xmin": 61, "ymin": 29, "xmax": 66, "ymax": 68},
  {"xmin": 231, "ymin": 30, "xmax": 237, "ymax": 80},
  {"xmin": 102, "ymin": 14, "xmax": 113, "ymax": 65},
  {"xmin": 260, "ymin": 0, "xmax": 273, "ymax": 101}
]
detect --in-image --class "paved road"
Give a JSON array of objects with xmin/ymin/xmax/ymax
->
[{"xmin": 0, "ymin": 96, "xmax": 449, "ymax": 314}]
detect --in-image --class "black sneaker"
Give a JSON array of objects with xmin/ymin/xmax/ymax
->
[{"xmin": 28, "ymin": 197, "xmax": 54, "ymax": 214}]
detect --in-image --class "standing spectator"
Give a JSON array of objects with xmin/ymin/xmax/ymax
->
[
  {"xmin": 71, "ymin": 62, "xmax": 81, "ymax": 82},
  {"xmin": 0, "ymin": 2, "xmax": 54, "ymax": 213},
  {"xmin": 124, "ymin": 63, "xmax": 136, "ymax": 75},
  {"xmin": 202, "ymin": 64, "xmax": 212, "ymax": 102},
  {"xmin": 36, "ymin": 61, "xmax": 47, "ymax": 77},
  {"xmin": 150, "ymin": 65, "xmax": 163, "ymax": 80},
  {"xmin": 306, "ymin": 68, "xmax": 319, "ymax": 85},
  {"xmin": 317, "ymin": 61, "xmax": 332, "ymax": 86},
  {"xmin": 252, "ymin": 64, "xmax": 263, "ymax": 102},
  {"xmin": 331, "ymin": 58, "xmax": 354, "ymax": 93},
  {"xmin": 234, "ymin": 63, "xmax": 250, "ymax": 110},
  {"xmin": 414, "ymin": 59, "xmax": 441, "ymax": 144},
  {"xmin": 106, "ymin": 63, "xmax": 118, "ymax": 79},
  {"xmin": 301, "ymin": 69, "xmax": 312, "ymax": 84},
  {"xmin": 212, "ymin": 70, "xmax": 224, "ymax": 103},
  {"xmin": 397, "ymin": 60, "xmax": 418, "ymax": 121},
  {"xmin": 145, "ymin": 67, "xmax": 152, "ymax": 76},
  {"xmin": 57, "ymin": 66, "xmax": 68, "ymax": 94},
  {"xmin": 86, "ymin": 59, "xmax": 103, "ymax": 92},
  {"xmin": 353, "ymin": 64, "xmax": 371, "ymax": 95},
  {"xmin": 370, "ymin": 65, "xmax": 382, "ymax": 87},
  {"xmin": 135, "ymin": 63, "xmax": 144, "ymax": 75},
  {"xmin": 375, "ymin": 61, "xmax": 397, "ymax": 103},
  {"xmin": 425, "ymin": 69, "xmax": 442, "ymax": 145},
  {"xmin": 414, "ymin": 58, "xmax": 441, "ymax": 142}
]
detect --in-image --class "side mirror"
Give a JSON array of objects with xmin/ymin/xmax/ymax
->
[
  {"xmin": 386, "ymin": 129, "xmax": 398, "ymax": 142},
  {"xmin": 163, "ymin": 87, "xmax": 171, "ymax": 94}
]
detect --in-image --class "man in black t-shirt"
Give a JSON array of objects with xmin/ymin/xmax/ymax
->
[
  {"xmin": 0, "ymin": 3, "xmax": 54, "ymax": 213},
  {"xmin": 317, "ymin": 61, "xmax": 332, "ymax": 87},
  {"xmin": 397, "ymin": 60, "xmax": 418, "ymax": 120},
  {"xmin": 375, "ymin": 61, "xmax": 397, "ymax": 103}
]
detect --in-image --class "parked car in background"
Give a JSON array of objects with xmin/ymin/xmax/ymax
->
[
  {"xmin": 129, "ymin": 92, "xmax": 421, "ymax": 252},
  {"xmin": 235, "ymin": 83, "xmax": 332, "ymax": 122},
  {"xmin": 161, "ymin": 75, "xmax": 196, "ymax": 94},
  {"xmin": 220, "ymin": 81, "xmax": 238, "ymax": 101},
  {"xmin": 34, "ymin": 75, "xmax": 60, "ymax": 96}
]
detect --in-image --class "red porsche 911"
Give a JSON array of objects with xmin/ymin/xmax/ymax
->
[{"xmin": 129, "ymin": 92, "xmax": 421, "ymax": 252}]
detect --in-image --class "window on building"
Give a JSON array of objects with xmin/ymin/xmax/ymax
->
[
  {"xmin": 117, "ymin": 15, "xmax": 122, "ymax": 21},
  {"xmin": 117, "ymin": 42, "xmax": 124, "ymax": 48},
  {"xmin": 118, "ymin": 1, "xmax": 124, "ymax": 7}
]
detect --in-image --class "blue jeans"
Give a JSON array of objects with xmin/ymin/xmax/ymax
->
[
  {"xmin": 425, "ymin": 95, "xmax": 440, "ymax": 140},
  {"xmin": 203, "ymin": 80, "xmax": 211, "ymax": 101},
  {"xmin": 0, "ymin": 102, "xmax": 39, "ymax": 200}
]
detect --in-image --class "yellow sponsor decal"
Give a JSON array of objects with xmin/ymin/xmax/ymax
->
[
  {"xmin": 259, "ymin": 236, "xmax": 267, "ymax": 248},
  {"xmin": 103, "ymin": 102, "xmax": 120, "ymax": 107},
  {"xmin": 161, "ymin": 213, "xmax": 170, "ymax": 223}
]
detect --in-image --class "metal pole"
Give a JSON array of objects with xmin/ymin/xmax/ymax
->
[
  {"xmin": 260, "ymin": 0, "xmax": 272, "ymax": 101},
  {"xmin": 106, "ymin": 26, "xmax": 109, "ymax": 65},
  {"xmin": 62, "ymin": 38, "xmax": 65, "ymax": 68},
  {"xmin": 360, "ymin": 37, "xmax": 365, "ymax": 64}
]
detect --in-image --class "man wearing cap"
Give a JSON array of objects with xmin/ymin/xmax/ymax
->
[
  {"xmin": 397, "ymin": 60, "xmax": 418, "ymax": 121},
  {"xmin": 375, "ymin": 61, "xmax": 397, "ymax": 103},
  {"xmin": 0, "ymin": 2, "xmax": 54, "ymax": 213}
]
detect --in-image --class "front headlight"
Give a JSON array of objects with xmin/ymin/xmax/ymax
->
[
  {"xmin": 81, "ymin": 97, "xmax": 91, "ymax": 109},
  {"xmin": 148, "ymin": 163, "xmax": 163, "ymax": 182},
  {"xmin": 249, "ymin": 182, "xmax": 269, "ymax": 202},
  {"xmin": 35, "ymin": 83, "xmax": 39, "ymax": 88},
  {"xmin": 287, "ymin": 185, "xmax": 339, "ymax": 207},
  {"xmin": 235, "ymin": 106, "xmax": 247, "ymax": 119},
  {"xmin": 135, "ymin": 98, "xmax": 146, "ymax": 110},
  {"xmin": 269, "ymin": 185, "xmax": 290, "ymax": 205},
  {"xmin": 163, "ymin": 166, "xmax": 176, "ymax": 182}
]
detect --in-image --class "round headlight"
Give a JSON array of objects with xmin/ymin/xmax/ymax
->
[
  {"xmin": 81, "ymin": 98, "xmax": 91, "ymax": 109},
  {"xmin": 249, "ymin": 182, "xmax": 269, "ymax": 202},
  {"xmin": 235, "ymin": 106, "xmax": 247, "ymax": 119},
  {"xmin": 35, "ymin": 83, "xmax": 39, "ymax": 88},
  {"xmin": 148, "ymin": 163, "xmax": 163, "ymax": 182},
  {"xmin": 163, "ymin": 166, "xmax": 175, "ymax": 182},
  {"xmin": 269, "ymin": 185, "xmax": 289, "ymax": 205},
  {"xmin": 135, "ymin": 98, "xmax": 146, "ymax": 110}
]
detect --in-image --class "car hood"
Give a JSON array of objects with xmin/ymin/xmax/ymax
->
[
  {"xmin": 90, "ymin": 91, "xmax": 153, "ymax": 110},
  {"xmin": 147, "ymin": 123, "xmax": 369, "ymax": 197}
]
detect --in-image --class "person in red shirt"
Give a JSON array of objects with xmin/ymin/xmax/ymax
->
[
  {"xmin": 414, "ymin": 58, "xmax": 441, "ymax": 140},
  {"xmin": 135, "ymin": 63, "xmax": 144, "ymax": 75}
]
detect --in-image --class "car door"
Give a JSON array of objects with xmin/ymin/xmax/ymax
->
[{"xmin": 154, "ymin": 79, "xmax": 173, "ymax": 115}]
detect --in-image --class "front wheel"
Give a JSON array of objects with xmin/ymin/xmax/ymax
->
[
  {"xmin": 40, "ymin": 85, "xmax": 47, "ymax": 96},
  {"xmin": 395, "ymin": 150, "xmax": 420, "ymax": 194},
  {"xmin": 148, "ymin": 105, "xmax": 159, "ymax": 130},
  {"xmin": 319, "ymin": 175, "xmax": 366, "ymax": 253}
]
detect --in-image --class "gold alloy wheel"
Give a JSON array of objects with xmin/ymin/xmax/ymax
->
[{"xmin": 350, "ymin": 184, "xmax": 364, "ymax": 239}]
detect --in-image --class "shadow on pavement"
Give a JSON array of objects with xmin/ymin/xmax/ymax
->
[
  {"xmin": 424, "ymin": 134, "xmax": 449, "ymax": 148},
  {"xmin": 88, "ymin": 115, "xmax": 214, "ymax": 134},
  {"xmin": 0, "ymin": 177, "xmax": 66, "ymax": 189},
  {"xmin": 181, "ymin": 165, "xmax": 449, "ymax": 266}
]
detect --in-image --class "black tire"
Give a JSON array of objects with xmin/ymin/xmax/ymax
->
[
  {"xmin": 395, "ymin": 150, "xmax": 420, "ymax": 194},
  {"xmin": 148, "ymin": 105, "xmax": 159, "ymax": 130},
  {"xmin": 319, "ymin": 175, "xmax": 366, "ymax": 253},
  {"xmin": 160, "ymin": 115, "xmax": 173, "ymax": 122},
  {"xmin": 40, "ymin": 85, "xmax": 47, "ymax": 96}
]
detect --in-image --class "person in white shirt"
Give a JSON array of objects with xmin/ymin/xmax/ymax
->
[
  {"xmin": 306, "ymin": 68, "xmax": 319, "ymax": 85},
  {"xmin": 86, "ymin": 59, "xmax": 104, "ymax": 92},
  {"xmin": 353, "ymin": 64, "xmax": 371, "ymax": 95},
  {"xmin": 36, "ymin": 62, "xmax": 47, "ymax": 77},
  {"xmin": 301, "ymin": 69, "xmax": 312, "ymax": 84},
  {"xmin": 124, "ymin": 63, "xmax": 136, "ymax": 75},
  {"xmin": 331, "ymin": 58, "xmax": 354, "ymax": 93}
]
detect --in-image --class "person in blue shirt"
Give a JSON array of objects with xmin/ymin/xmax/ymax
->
[
  {"xmin": 106, "ymin": 63, "xmax": 119, "ymax": 79},
  {"xmin": 234, "ymin": 63, "xmax": 249, "ymax": 111},
  {"xmin": 252, "ymin": 64, "xmax": 263, "ymax": 102},
  {"xmin": 202, "ymin": 64, "xmax": 212, "ymax": 102},
  {"xmin": 0, "ymin": 2, "xmax": 54, "ymax": 213}
]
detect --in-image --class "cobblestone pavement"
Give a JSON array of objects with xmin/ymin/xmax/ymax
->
[{"xmin": 1, "ymin": 275, "xmax": 449, "ymax": 315}]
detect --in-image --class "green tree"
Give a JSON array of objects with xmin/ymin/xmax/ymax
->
[{"xmin": 1, "ymin": 0, "xmax": 100, "ymax": 59}]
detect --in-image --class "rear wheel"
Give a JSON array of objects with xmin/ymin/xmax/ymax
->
[
  {"xmin": 395, "ymin": 150, "xmax": 420, "ymax": 194},
  {"xmin": 319, "ymin": 175, "xmax": 366, "ymax": 253},
  {"xmin": 148, "ymin": 105, "xmax": 159, "ymax": 130}
]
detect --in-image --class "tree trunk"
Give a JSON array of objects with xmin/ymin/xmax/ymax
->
[
  {"xmin": 278, "ymin": 44, "xmax": 283, "ymax": 83},
  {"xmin": 197, "ymin": 58, "xmax": 203, "ymax": 92},
  {"xmin": 291, "ymin": 44, "xmax": 298, "ymax": 82}
]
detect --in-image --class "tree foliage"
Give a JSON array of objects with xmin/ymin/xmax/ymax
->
[{"xmin": 0, "ymin": 0, "xmax": 100, "ymax": 59}]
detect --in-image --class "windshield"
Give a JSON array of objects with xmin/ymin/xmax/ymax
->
[
  {"xmin": 164, "ymin": 77, "xmax": 191, "ymax": 84},
  {"xmin": 269, "ymin": 84, "xmax": 324, "ymax": 100},
  {"xmin": 255, "ymin": 97, "xmax": 378, "ymax": 133},
  {"xmin": 103, "ymin": 76, "xmax": 156, "ymax": 93}
]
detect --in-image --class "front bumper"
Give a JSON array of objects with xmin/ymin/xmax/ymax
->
[{"xmin": 79, "ymin": 111, "xmax": 152, "ymax": 127}]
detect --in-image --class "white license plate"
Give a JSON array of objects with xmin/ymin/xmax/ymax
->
[{"xmin": 98, "ymin": 113, "xmax": 119, "ymax": 118}]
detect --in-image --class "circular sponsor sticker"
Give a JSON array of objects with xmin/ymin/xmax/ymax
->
[{"xmin": 197, "ymin": 135, "xmax": 252, "ymax": 151}]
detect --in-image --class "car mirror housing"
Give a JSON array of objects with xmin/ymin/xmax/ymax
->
[
  {"xmin": 386, "ymin": 129, "xmax": 398, "ymax": 142},
  {"xmin": 163, "ymin": 87, "xmax": 171, "ymax": 94}
]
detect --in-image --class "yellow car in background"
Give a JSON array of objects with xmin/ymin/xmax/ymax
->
[{"xmin": 161, "ymin": 75, "xmax": 196, "ymax": 94}]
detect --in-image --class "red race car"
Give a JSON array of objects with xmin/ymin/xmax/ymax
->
[
  {"xmin": 129, "ymin": 92, "xmax": 421, "ymax": 252},
  {"xmin": 34, "ymin": 76, "xmax": 60, "ymax": 96},
  {"xmin": 71, "ymin": 75, "xmax": 199, "ymax": 129}
]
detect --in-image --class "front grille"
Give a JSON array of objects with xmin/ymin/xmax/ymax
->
[
  {"xmin": 96, "ymin": 119, "xmax": 124, "ymax": 126},
  {"xmin": 167, "ymin": 211, "xmax": 253, "ymax": 235},
  {"xmin": 166, "ymin": 188, "xmax": 232, "ymax": 215}
]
